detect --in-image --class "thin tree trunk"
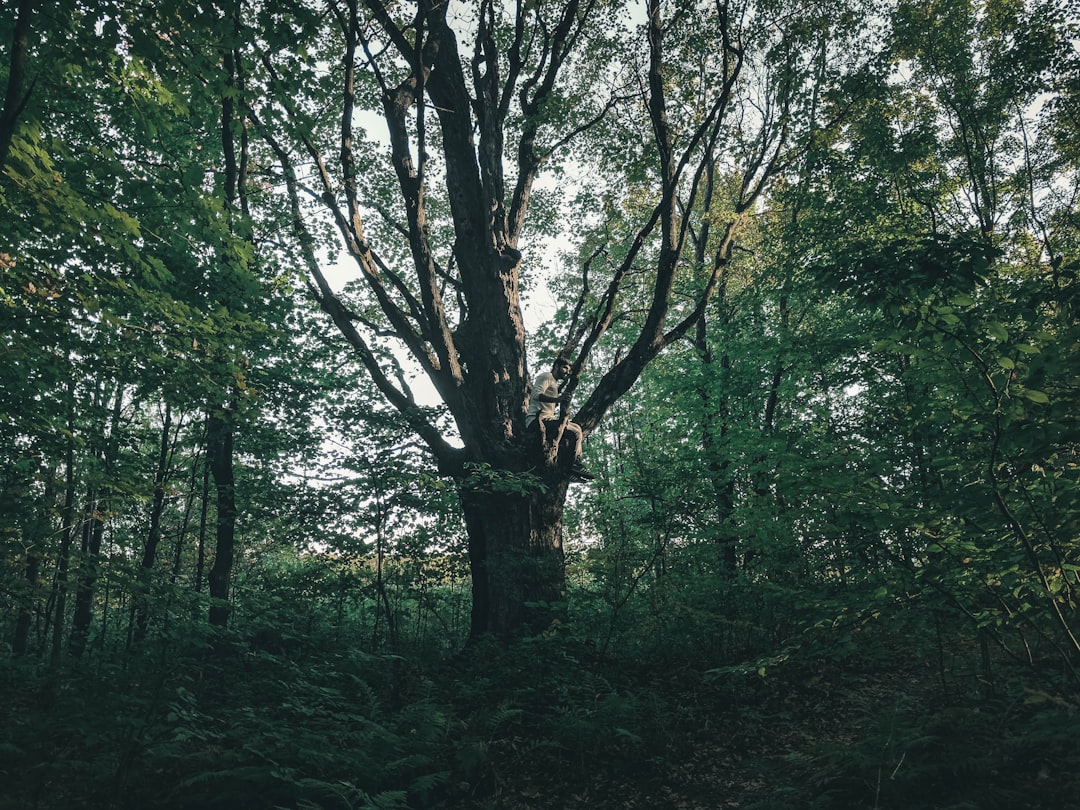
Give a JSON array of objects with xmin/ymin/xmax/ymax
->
[
  {"xmin": 372, "ymin": 504, "xmax": 397, "ymax": 649},
  {"xmin": 204, "ymin": 12, "xmax": 245, "ymax": 632},
  {"xmin": 10, "ymin": 463, "xmax": 53, "ymax": 655},
  {"xmin": 172, "ymin": 446, "xmax": 203, "ymax": 583},
  {"xmin": 194, "ymin": 455, "xmax": 209, "ymax": 595},
  {"xmin": 50, "ymin": 381, "xmax": 78, "ymax": 667},
  {"xmin": 12, "ymin": 550, "xmax": 41, "ymax": 655},
  {"xmin": 134, "ymin": 402, "xmax": 174, "ymax": 643},
  {"xmin": 206, "ymin": 407, "xmax": 236, "ymax": 627},
  {"xmin": 692, "ymin": 311, "xmax": 738, "ymax": 572},
  {"xmin": 70, "ymin": 384, "xmax": 124, "ymax": 658},
  {"xmin": 68, "ymin": 490, "xmax": 104, "ymax": 659},
  {"xmin": 0, "ymin": 0, "xmax": 32, "ymax": 169}
]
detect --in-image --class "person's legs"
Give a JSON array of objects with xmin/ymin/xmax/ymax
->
[
  {"xmin": 541, "ymin": 419, "xmax": 581, "ymax": 456},
  {"xmin": 564, "ymin": 422, "xmax": 593, "ymax": 479},
  {"xmin": 542, "ymin": 419, "xmax": 593, "ymax": 479},
  {"xmin": 562, "ymin": 421, "xmax": 583, "ymax": 458}
]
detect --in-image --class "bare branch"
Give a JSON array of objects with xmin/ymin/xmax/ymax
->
[
  {"xmin": 508, "ymin": 0, "xmax": 601, "ymax": 244},
  {"xmin": 563, "ymin": 243, "xmax": 605, "ymax": 352},
  {"xmin": 251, "ymin": 49, "xmax": 451, "ymax": 376},
  {"xmin": 254, "ymin": 117, "xmax": 459, "ymax": 464},
  {"xmin": 359, "ymin": 0, "xmax": 416, "ymax": 62}
]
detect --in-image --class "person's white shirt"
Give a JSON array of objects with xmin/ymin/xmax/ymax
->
[{"xmin": 526, "ymin": 371, "xmax": 558, "ymax": 427}]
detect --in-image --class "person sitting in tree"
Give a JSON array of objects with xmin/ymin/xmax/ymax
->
[{"xmin": 526, "ymin": 355, "xmax": 595, "ymax": 481}]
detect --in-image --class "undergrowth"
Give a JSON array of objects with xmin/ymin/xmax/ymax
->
[{"xmin": 1, "ymin": 610, "xmax": 1077, "ymax": 810}]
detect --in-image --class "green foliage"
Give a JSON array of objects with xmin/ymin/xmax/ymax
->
[
  {"xmin": 2, "ymin": 0, "xmax": 1079, "ymax": 808},
  {"xmin": 460, "ymin": 463, "xmax": 548, "ymax": 498},
  {"xmin": 749, "ymin": 686, "xmax": 1080, "ymax": 810},
  {"xmin": 822, "ymin": 234, "xmax": 999, "ymax": 303},
  {"xmin": 0, "ymin": 641, "xmax": 454, "ymax": 810}
]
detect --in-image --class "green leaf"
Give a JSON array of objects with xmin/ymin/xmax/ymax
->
[
  {"xmin": 1022, "ymin": 389, "xmax": 1049, "ymax": 404},
  {"xmin": 182, "ymin": 164, "xmax": 206, "ymax": 186}
]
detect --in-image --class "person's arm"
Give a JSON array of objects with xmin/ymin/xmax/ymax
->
[{"xmin": 536, "ymin": 374, "xmax": 567, "ymax": 405}]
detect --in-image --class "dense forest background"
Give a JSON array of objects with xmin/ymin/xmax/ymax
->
[{"xmin": 2, "ymin": 0, "xmax": 1079, "ymax": 807}]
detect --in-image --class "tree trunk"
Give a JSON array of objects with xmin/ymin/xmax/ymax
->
[
  {"xmin": 49, "ymin": 498, "xmax": 76, "ymax": 669},
  {"xmin": 133, "ymin": 402, "xmax": 173, "ymax": 643},
  {"xmin": 70, "ymin": 385, "xmax": 123, "ymax": 658},
  {"xmin": 172, "ymin": 446, "xmax": 203, "ymax": 584},
  {"xmin": 194, "ymin": 454, "xmax": 209, "ymax": 595},
  {"xmin": 0, "ymin": 0, "xmax": 32, "ymax": 169},
  {"xmin": 50, "ymin": 395, "xmax": 78, "ymax": 667},
  {"xmin": 12, "ymin": 550, "xmax": 41, "ymax": 656},
  {"xmin": 372, "ymin": 506, "xmax": 398, "ymax": 650},
  {"xmin": 10, "ymin": 464, "xmax": 53, "ymax": 656},
  {"xmin": 68, "ymin": 491, "xmax": 105, "ymax": 658},
  {"xmin": 460, "ymin": 476, "xmax": 570, "ymax": 641},
  {"xmin": 206, "ymin": 407, "xmax": 236, "ymax": 627},
  {"xmin": 692, "ymin": 310, "xmax": 739, "ymax": 573}
]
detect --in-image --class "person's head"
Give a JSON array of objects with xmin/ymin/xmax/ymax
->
[{"xmin": 552, "ymin": 356, "xmax": 572, "ymax": 379}]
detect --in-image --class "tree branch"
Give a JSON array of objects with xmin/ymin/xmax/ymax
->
[
  {"xmin": 0, "ymin": 0, "xmax": 33, "ymax": 170},
  {"xmin": 256, "ymin": 116, "xmax": 460, "ymax": 465}
]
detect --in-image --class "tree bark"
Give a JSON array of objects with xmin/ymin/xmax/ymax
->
[
  {"xmin": 0, "ymin": 0, "xmax": 32, "ymax": 169},
  {"xmin": 206, "ymin": 407, "xmax": 236, "ymax": 627},
  {"xmin": 133, "ymin": 402, "xmax": 174, "ymax": 643},
  {"xmin": 68, "ymin": 491, "xmax": 105, "ymax": 659},
  {"xmin": 461, "ymin": 474, "xmax": 569, "ymax": 640}
]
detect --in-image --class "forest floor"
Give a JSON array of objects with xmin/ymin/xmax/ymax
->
[
  {"xmin": 481, "ymin": 662, "xmax": 925, "ymax": 809},
  {"xmin": 546, "ymin": 668, "xmax": 935, "ymax": 809},
  {"xmin": 464, "ymin": 627, "xmax": 1078, "ymax": 810},
  {"xmin": 2, "ymin": 620, "xmax": 1078, "ymax": 810}
]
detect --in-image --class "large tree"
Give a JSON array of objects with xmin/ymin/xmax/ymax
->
[{"xmin": 204, "ymin": 0, "xmax": 862, "ymax": 639}]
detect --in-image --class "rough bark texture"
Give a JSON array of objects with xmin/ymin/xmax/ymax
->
[{"xmin": 461, "ymin": 477, "xmax": 570, "ymax": 640}]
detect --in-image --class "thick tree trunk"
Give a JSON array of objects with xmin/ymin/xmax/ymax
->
[{"xmin": 461, "ymin": 476, "xmax": 570, "ymax": 641}]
